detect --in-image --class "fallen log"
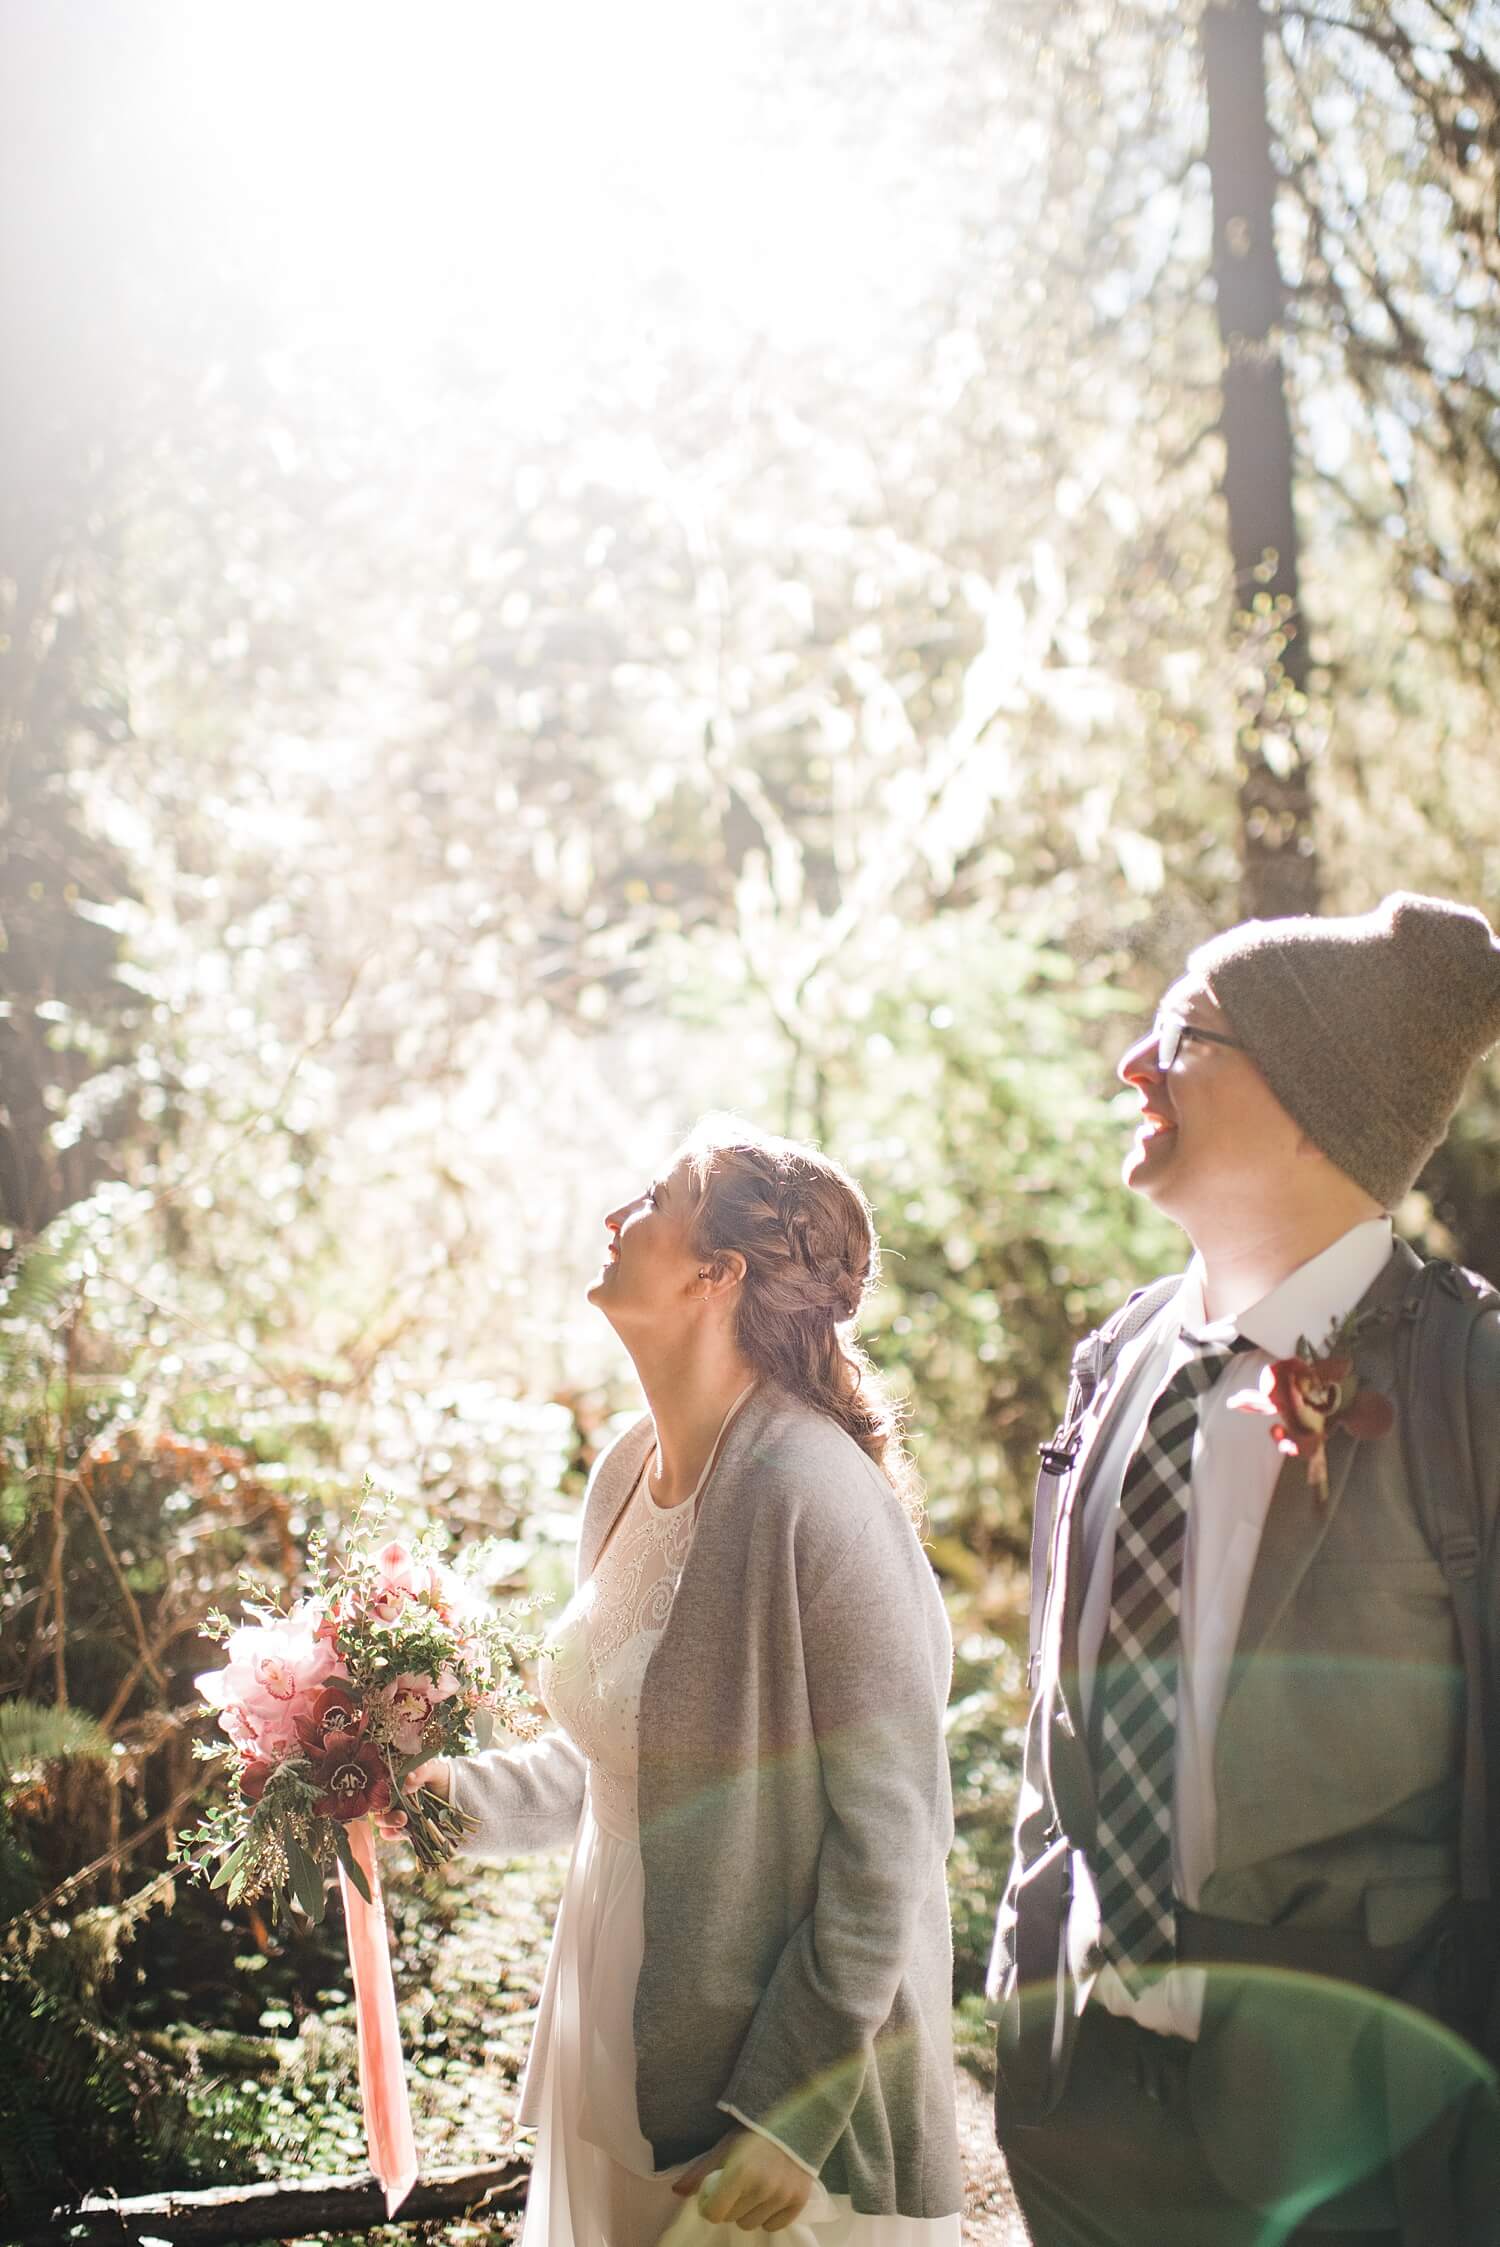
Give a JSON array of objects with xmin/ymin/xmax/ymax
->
[{"xmin": 21, "ymin": 2158, "xmax": 530, "ymax": 2247}]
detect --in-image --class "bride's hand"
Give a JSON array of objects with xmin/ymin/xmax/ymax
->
[
  {"xmin": 376, "ymin": 1756, "xmax": 451, "ymax": 1839},
  {"xmin": 672, "ymin": 2127, "xmax": 814, "ymax": 2232}
]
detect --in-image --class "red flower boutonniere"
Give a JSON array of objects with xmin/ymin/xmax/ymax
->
[{"xmin": 1228, "ymin": 1313, "xmax": 1395, "ymax": 1500}]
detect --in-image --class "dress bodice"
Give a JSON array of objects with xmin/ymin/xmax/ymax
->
[{"xmin": 538, "ymin": 1456, "xmax": 696, "ymax": 1838}]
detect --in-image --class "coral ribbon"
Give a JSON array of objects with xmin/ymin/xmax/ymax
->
[{"xmin": 337, "ymin": 1816, "xmax": 418, "ymax": 2216}]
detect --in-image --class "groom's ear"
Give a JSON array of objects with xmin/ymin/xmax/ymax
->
[{"xmin": 696, "ymin": 1249, "xmax": 746, "ymax": 1300}]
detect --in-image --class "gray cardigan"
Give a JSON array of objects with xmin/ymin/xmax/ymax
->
[{"xmin": 449, "ymin": 1385, "xmax": 961, "ymax": 2218}]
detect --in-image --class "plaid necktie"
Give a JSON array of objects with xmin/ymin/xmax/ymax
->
[{"xmin": 1092, "ymin": 1335, "xmax": 1250, "ymax": 1977}]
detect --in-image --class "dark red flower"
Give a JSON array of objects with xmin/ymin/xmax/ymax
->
[
  {"xmin": 296, "ymin": 1681, "xmax": 366, "ymax": 1755},
  {"xmin": 311, "ymin": 1738, "xmax": 392, "ymax": 1822},
  {"xmin": 239, "ymin": 1756, "xmax": 274, "ymax": 1804},
  {"xmin": 1230, "ymin": 1350, "xmax": 1394, "ymax": 1498}
]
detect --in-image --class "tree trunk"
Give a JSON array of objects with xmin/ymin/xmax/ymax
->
[
  {"xmin": 1200, "ymin": 0, "xmax": 1320, "ymax": 920},
  {"xmin": 20, "ymin": 2159, "xmax": 529, "ymax": 2247}
]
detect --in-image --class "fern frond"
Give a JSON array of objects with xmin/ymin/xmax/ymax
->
[
  {"xmin": 0, "ymin": 2059, "xmax": 63, "ymax": 2224},
  {"xmin": 0, "ymin": 1957, "xmax": 194, "ymax": 2218},
  {"xmin": 0, "ymin": 1241, "xmax": 73, "ymax": 1338},
  {"xmin": 0, "ymin": 1701, "xmax": 112, "ymax": 1792},
  {"xmin": 0, "ymin": 1816, "xmax": 39, "ymax": 1920},
  {"xmin": 0, "ymin": 1186, "xmax": 143, "ymax": 1377}
]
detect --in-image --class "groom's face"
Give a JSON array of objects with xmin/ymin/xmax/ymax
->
[{"xmin": 1115, "ymin": 979, "xmax": 1298, "ymax": 1225}]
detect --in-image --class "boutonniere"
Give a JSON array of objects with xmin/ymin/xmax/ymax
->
[{"xmin": 1227, "ymin": 1309, "xmax": 1395, "ymax": 1500}]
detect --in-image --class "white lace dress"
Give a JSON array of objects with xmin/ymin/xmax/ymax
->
[{"xmin": 517, "ymin": 1428, "xmax": 961, "ymax": 2247}]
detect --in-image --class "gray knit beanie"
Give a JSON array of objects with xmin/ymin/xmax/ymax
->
[{"xmin": 1187, "ymin": 892, "xmax": 1500, "ymax": 1210}]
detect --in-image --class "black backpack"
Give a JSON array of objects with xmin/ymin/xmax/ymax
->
[{"xmin": 1393, "ymin": 1258, "xmax": 1500, "ymax": 2060}]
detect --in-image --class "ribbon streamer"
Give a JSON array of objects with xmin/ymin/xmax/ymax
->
[{"xmin": 337, "ymin": 1815, "xmax": 418, "ymax": 2216}]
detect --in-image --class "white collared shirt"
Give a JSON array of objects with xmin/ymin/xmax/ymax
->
[{"xmin": 1065, "ymin": 1216, "xmax": 1395, "ymax": 2041}]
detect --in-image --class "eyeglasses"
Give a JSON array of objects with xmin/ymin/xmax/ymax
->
[{"xmin": 1152, "ymin": 1012, "xmax": 1244, "ymax": 1071}]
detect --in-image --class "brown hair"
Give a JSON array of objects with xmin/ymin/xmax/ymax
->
[{"xmin": 678, "ymin": 1115, "xmax": 922, "ymax": 1522}]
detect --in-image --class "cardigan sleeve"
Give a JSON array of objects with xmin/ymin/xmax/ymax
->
[
  {"xmin": 446, "ymin": 1729, "xmax": 587, "ymax": 1859},
  {"xmin": 716, "ymin": 1501, "xmax": 954, "ymax": 2173}
]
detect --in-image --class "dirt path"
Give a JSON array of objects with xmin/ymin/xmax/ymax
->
[{"xmin": 956, "ymin": 2066, "xmax": 1028, "ymax": 2244}]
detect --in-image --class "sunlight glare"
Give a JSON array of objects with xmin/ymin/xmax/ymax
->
[{"xmin": 140, "ymin": 0, "xmax": 899, "ymax": 377}]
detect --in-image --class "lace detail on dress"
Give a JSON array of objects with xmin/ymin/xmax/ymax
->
[{"xmin": 538, "ymin": 1457, "xmax": 696, "ymax": 1839}]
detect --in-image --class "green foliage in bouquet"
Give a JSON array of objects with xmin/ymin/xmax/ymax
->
[{"xmin": 182, "ymin": 1519, "xmax": 542, "ymax": 1922}]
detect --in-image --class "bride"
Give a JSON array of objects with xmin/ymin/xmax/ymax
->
[{"xmin": 408, "ymin": 1116, "xmax": 961, "ymax": 2244}]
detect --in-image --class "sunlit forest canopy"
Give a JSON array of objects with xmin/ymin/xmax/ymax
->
[
  {"xmin": 3, "ymin": 0, "xmax": 1499, "ymax": 1650},
  {"xmin": 0, "ymin": 0, "xmax": 1498, "ymax": 2215}
]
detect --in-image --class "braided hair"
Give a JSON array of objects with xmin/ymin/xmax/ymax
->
[{"xmin": 678, "ymin": 1115, "xmax": 922, "ymax": 1522}]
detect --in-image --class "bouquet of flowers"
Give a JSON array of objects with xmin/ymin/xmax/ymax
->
[
  {"xmin": 188, "ymin": 1529, "xmax": 537, "ymax": 1910},
  {"xmin": 186, "ymin": 1523, "xmax": 540, "ymax": 2210}
]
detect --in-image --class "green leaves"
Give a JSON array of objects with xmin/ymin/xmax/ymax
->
[
  {"xmin": 283, "ymin": 1836, "xmax": 327, "ymax": 1924},
  {"xmin": 331, "ymin": 1824, "xmax": 372, "ymax": 1906},
  {"xmin": 208, "ymin": 1841, "xmax": 249, "ymax": 1895}
]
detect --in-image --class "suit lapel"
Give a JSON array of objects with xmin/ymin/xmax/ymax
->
[
  {"xmin": 1225, "ymin": 1240, "xmax": 1418, "ymax": 1684},
  {"xmin": 1228, "ymin": 1441, "xmax": 1355, "ymax": 1672}
]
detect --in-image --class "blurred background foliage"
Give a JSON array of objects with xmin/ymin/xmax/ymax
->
[{"xmin": 0, "ymin": 0, "xmax": 1496, "ymax": 2225}]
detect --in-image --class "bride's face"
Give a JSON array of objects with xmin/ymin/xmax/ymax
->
[{"xmin": 587, "ymin": 1157, "xmax": 704, "ymax": 1331}]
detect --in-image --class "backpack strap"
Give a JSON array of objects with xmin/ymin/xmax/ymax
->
[
  {"xmin": 1379, "ymin": 1260, "xmax": 1498, "ymax": 2247},
  {"xmin": 1026, "ymin": 1273, "xmax": 1182, "ymax": 1682},
  {"xmin": 1394, "ymin": 1259, "xmax": 1498, "ymax": 1915}
]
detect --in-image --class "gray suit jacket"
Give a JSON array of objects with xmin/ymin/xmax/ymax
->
[
  {"xmin": 453, "ymin": 1387, "xmax": 962, "ymax": 2218},
  {"xmin": 992, "ymin": 1240, "xmax": 1500, "ymax": 2234}
]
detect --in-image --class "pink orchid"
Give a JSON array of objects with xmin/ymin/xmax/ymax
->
[
  {"xmin": 367, "ymin": 1540, "xmax": 431, "ymax": 1622},
  {"xmin": 229, "ymin": 1619, "xmax": 340, "ymax": 1703},
  {"xmin": 373, "ymin": 1672, "xmax": 440, "ymax": 1754},
  {"xmin": 421, "ymin": 1563, "xmax": 469, "ymax": 1626},
  {"xmin": 207, "ymin": 1691, "xmax": 302, "ymax": 1760},
  {"xmin": 251, "ymin": 1703, "xmax": 306, "ymax": 1758},
  {"xmin": 217, "ymin": 1704, "xmax": 261, "ymax": 1755},
  {"xmin": 196, "ymin": 1616, "xmax": 344, "ymax": 1758}
]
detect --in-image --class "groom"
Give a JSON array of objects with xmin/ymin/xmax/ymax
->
[{"xmin": 990, "ymin": 892, "xmax": 1500, "ymax": 2245}]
